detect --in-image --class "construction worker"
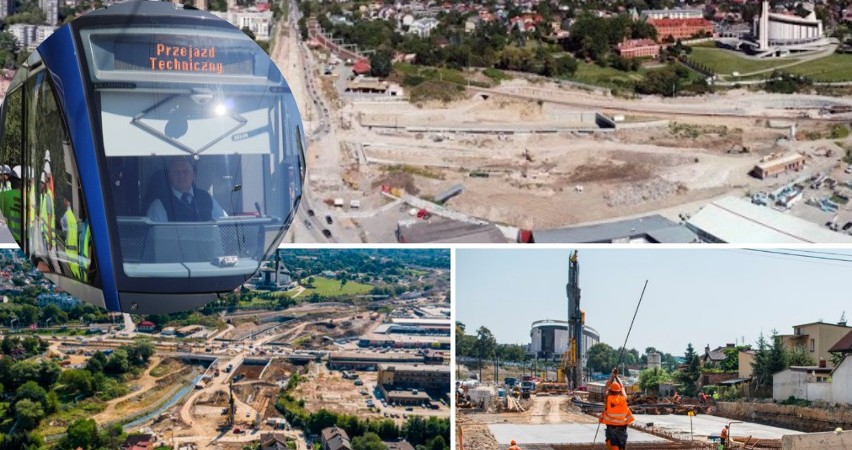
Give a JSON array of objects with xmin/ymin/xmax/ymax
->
[
  {"xmin": 600, "ymin": 368, "xmax": 634, "ymax": 450},
  {"xmin": 672, "ymin": 390, "xmax": 681, "ymax": 404},
  {"xmin": 508, "ymin": 439, "xmax": 521, "ymax": 450},
  {"xmin": 60, "ymin": 196, "xmax": 80, "ymax": 279},
  {"xmin": 719, "ymin": 424, "xmax": 730, "ymax": 449}
]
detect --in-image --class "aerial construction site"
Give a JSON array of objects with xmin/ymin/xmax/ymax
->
[{"xmin": 455, "ymin": 249, "xmax": 852, "ymax": 450}]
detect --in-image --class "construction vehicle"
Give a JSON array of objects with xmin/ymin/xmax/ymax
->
[{"xmin": 556, "ymin": 250, "xmax": 585, "ymax": 390}]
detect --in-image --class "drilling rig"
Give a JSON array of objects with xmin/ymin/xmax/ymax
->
[{"xmin": 558, "ymin": 250, "xmax": 584, "ymax": 390}]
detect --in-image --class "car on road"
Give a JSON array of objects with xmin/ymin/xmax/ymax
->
[
  {"xmin": 307, "ymin": 209, "xmax": 315, "ymax": 216},
  {"xmin": 325, "ymin": 215, "xmax": 333, "ymax": 225},
  {"xmin": 844, "ymin": 222, "xmax": 852, "ymax": 231},
  {"xmin": 303, "ymin": 219, "xmax": 312, "ymax": 229},
  {"xmin": 233, "ymin": 428, "xmax": 243, "ymax": 434},
  {"xmin": 322, "ymin": 229, "xmax": 332, "ymax": 238}
]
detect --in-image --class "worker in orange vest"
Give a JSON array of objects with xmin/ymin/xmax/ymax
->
[
  {"xmin": 600, "ymin": 368, "xmax": 634, "ymax": 450},
  {"xmin": 720, "ymin": 424, "xmax": 730, "ymax": 449},
  {"xmin": 508, "ymin": 439, "xmax": 521, "ymax": 450}
]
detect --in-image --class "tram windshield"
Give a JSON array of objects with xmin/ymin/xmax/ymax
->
[{"xmin": 80, "ymin": 26, "xmax": 304, "ymax": 283}]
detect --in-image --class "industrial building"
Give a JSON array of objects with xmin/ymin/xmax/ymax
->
[
  {"xmin": 686, "ymin": 196, "xmax": 852, "ymax": 243},
  {"xmin": 396, "ymin": 219, "xmax": 507, "ymax": 243},
  {"xmin": 616, "ymin": 39, "xmax": 660, "ymax": 58},
  {"xmin": 381, "ymin": 389, "xmax": 433, "ymax": 406},
  {"xmin": 328, "ymin": 352, "xmax": 427, "ymax": 370},
  {"xmin": 377, "ymin": 363, "xmax": 450, "ymax": 393},
  {"xmin": 751, "ymin": 153, "xmax": 806, "ymax": 179},
  {"xmin": 641, "ymin": 8, "xmax": 705, "ymax": 21},
  {"xmin": 527, "ymin": 320, "xmax": 600, "ymax": 362},
  {"xmin": 647, "ymin": 17, "xmax": 714, "ymax": 41},
  {"xmin": 530, "ymin": 215, "xmax": 698, "ymax": 243}
]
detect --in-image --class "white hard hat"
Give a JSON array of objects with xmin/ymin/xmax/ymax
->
[{"xmin": 11, "ymin": 165, "xmax": 21, "ymax": 179}]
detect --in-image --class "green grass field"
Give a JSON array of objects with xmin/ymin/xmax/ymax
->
[
  {"xmin": 784, "ymin": 53, "xmax": 852, "ymax": 82},
  {"xmin": 301, "ymin": 276, "xmax": 373, "ymax": 297},
  {"xmin": 688, "ymin": 47, "xmax": 798, "ymax": 75},
  {"xmin": 238, "ymin": 297, "xmax": 278, "ymax": 308},
  {"xmin": 569, "ymin": 61, "xmax": 646, "ymax": 88}
]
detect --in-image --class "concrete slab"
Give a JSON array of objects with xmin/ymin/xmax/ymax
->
[
  {"xmin": 632, "ymin": 414, "xmax": 803, "ymax": 440},
  {"xmin": 487, "ymin": 423, "xmax": 671, "ymax": 446}
]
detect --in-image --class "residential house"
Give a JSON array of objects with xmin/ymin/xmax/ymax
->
[
  {"xmin": 321, "ymin": 426, "xmax": 352, "ymax": 450},
  {"xmin": 738, "ymin": 349, "xmax": 755, "ymax": 379},
  {"xmin": 408, "ymin": 17, "xmax": 439, "ymax": 37},
  {"xmin": 384, "ymin": 441, "xmax": 416, "ymax": 450},
  {"xmin": 701, "ymin": 344, "xmax": 732, "ymax": 368},
  {"xmin": 137, "ymin": 320, "xmax": 156, "ymax": 332},
  {"xmin": 121, "ymin": 434, "xmax": 155, "ymax": 450},
  {"xmin": 260, "ymin": 433, "xmax": 290, "ymax": 450},
  {"xmin": 781, "ymin": 321, "xmax": 852, "ymax": 368},
  {"xmin": 828, "ymin": 330, "xmax": 852, "ymax": 359}
]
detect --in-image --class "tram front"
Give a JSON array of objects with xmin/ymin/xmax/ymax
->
[{"xmin": 35, "ymin": 2, "xmax": 305, "ymax": 313}]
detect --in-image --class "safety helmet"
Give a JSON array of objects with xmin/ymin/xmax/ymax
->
[
  {"xmin": 610, "ymin": 382, "xmax": 623, "ymax": 393},
  {"xmin": 511, "ymin": 440, "xmax": 517, "ymax": 445}
]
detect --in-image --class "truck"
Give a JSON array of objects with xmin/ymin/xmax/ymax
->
[{"xmin": 333, "ymin": 198, "xmax": 344, "ymax": 207}]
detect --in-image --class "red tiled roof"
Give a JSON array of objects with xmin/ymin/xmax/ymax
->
[{"xmin": 352, "ymin": 60, "xmax": 371, "ymax": 74}]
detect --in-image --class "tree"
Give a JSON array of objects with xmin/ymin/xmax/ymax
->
[
  {"xmin": 58, "ymin": 369, "xmax": 95, "ymax": 398},
  {"xmin": 369, "ymin": 50, "xmax": 393, "ymax": 78},
  {"xmin": 554, "ymin": 55, "xmax": 578, "ymax": 77},
  {"xmin": 676, "ymin": 343, "xmax": 700, "ymax": 396},
  {"xmin": 638, "ymin": 367, "xmax": 672, "ymax": 393},
  {"xmin": 419, "ymin": 435, "xmax": 447, "ymax": 450},
  {"xmin": 474, "ymin": 326, "xmax": 496, "ymax": 381},
  {"xmin": 13, "ymin": 399, "xmax": 43, "ymax": 430},
  {"xmin": 720, "ymin": 347, "xmax": 740, "ymax": 372},
  {"xmin": 455, "ymin": 322, "xmax": 475, "ymax": 358},
  {"xmin": 352, "ymin": 432, "xmax": 386, "ymax": 450},
  {"xmin": 105, "ymin": 348, "xmax": 130, "ymax": 374},
  {"xmin": 15, "ymin": 381, "xmax": 47, "ymax": 411},
  {"xmin": 586, "ymin": 343, "xmax": 617, "ymax": 373},
  {"xmin": 787, "ymin": 346, "xmax": 816, "ymax": 367},
  {"xmin": 58, "ymin": 418, "xmax": 101, "ymax": 450},
  {"xmin": 750, "ymin": 332, "xmax": 783, "ymax": 397}
]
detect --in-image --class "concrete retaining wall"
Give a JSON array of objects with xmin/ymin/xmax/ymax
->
[
  {"xmin": 716, "ymin": 402, "xmax": 852, "ymax": 432},
  {"xmin": 782, "ymin": 430, "xmax": 852, "ymax": 450},
  {"xmin": 806, "ymin": 382, "xmax": 831, "ymax": 403}
]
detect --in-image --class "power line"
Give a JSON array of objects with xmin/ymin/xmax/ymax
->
[{"xmin": 742, "ymin": 248, "xmax": 852, "ymax": 264}]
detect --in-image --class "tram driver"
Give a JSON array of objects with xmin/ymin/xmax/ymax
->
[{"xmin": 146, "ymin": 156, "xmax": 226, "ymax": 222}]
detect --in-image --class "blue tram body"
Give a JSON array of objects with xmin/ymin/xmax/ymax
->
[{"xmin": 0, "ymin": 1, "xmax": 306, "ymax": 313}]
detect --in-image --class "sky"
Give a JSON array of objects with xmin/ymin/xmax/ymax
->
[{"xmin": 455, "ymin": 248, "xmax": 852, "ymax": 356}]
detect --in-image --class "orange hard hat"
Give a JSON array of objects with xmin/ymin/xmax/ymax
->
[
  {"xmin": 610, "ymin": 382, "xmax": 623, "ymax": 393},
  {"xmin": 511, "ymin": 440, "xmax": 517, "ymax": 445}
]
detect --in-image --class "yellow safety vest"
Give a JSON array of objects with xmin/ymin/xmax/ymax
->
[
  {"xmin": 79, "ymin": 222, "xmax": 91, "ymax": 283},
  {"xmin": 63, "ymin": 209, "xmax": 80, "ymax": 279},
  {"xmin": 0, "ymin": 189, "xmax": 22, "ymax": 243},
  {"xmin": 40, "ymin": 189, "xmax": 55, "ymax": 249}
]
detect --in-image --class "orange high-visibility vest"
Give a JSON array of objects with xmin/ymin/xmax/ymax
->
[{"xmin": 600, "ymin": 394, "xmax": 634, "ymax": 426}]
